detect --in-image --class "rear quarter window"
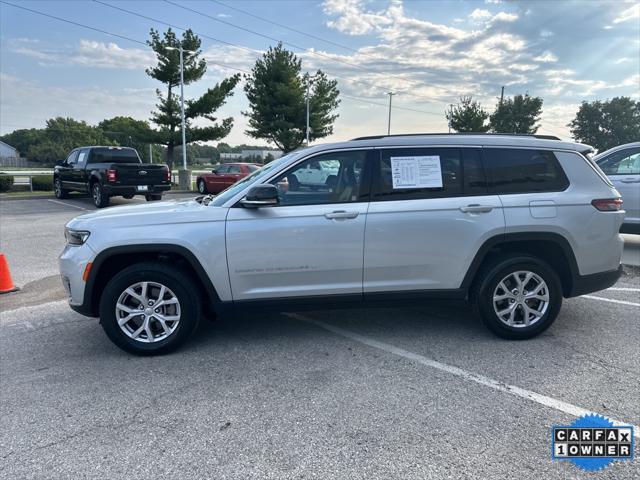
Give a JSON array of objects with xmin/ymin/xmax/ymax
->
[{"xmin": 483, "ymin": 148, "xmax": 568, "ymax": 194}]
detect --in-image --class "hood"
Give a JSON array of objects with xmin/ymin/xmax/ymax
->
[{"xmin": 66, "ymin": 198, "xmax": 227, "ymax": 231}]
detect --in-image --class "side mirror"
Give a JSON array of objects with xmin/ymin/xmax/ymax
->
[
  {"xmin": 240, "ymin": 184, "xmax": 279, "ymax": 208},
  {"xmin": 211, "ymin": 169, "xmax": 218, "ymax": 174},
  {"xmin": 56, "ymin": 160, "xmax": 66, "ymax": 166}
]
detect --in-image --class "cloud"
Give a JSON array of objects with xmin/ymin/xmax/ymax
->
[
  {"xmin": 613, "ymin": 3, "xmax": 639, "ymax": 24},
  {"xmin": 614, "ymin": 57, "xmax": 631, "ymax": 64},
  {"xmin": 491, "ymin": 12, "xmax": 518, "ymax": 23},
  {"xmin": 469, "ymin": 9, "xmax": 491, "ymax": 21},
  {"xmin": 10, "ymin": 39, "xmax": 155, "ymax": 70},
  {"xmin": 533, "ymin": 51, "xmax": 558, "ymax": 62},
  {"xmin": 322, "ymin": 0, "xmax": 393, "ymax": 35}
]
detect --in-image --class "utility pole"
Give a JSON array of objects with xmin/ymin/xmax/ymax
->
[
  {"xmin": 386, "ymin": 92, "xmax": 395, "ymax": 135},
  {"xmin": 179, "ymin": 45, "xmax": 187, "ymax": 171},
  {"xmin": 500, "ymin": 86, "xmax": 505, "ymax": 106},
  {"xmin": 448, "ymin": 103, "xmax": 455, "ymax": 133},
  {"xmin": 149, "ymin": 144, "xmax": 153, "ymax": 163},
  {"xmin": 306, "ymin": 80, "xmax": 310, "ymax": 146}
]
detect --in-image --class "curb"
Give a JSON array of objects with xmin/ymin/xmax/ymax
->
[{"xmin": 0, "ymin": 190, "xmax": 197, "ymax": 201}]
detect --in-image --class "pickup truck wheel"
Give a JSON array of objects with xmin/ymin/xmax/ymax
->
[
  {"xmin": 54, "ymin": 177, "xmax": 69, "ymax": 199},
  {"xmin": 197, "ymin": 179, "xmax": 207, "ymax": 194},
  {"xmin": 99, "ymin": 262, "xmax": 201, "ymax": 355},
  {"xmin": 91, "ymin": 182, "xmax": 110, "ymax": 208},
  {"xmin": 472, "ymin": 255, "xmax": 562, "ymax": 340},
  {"xmin": 145, "ymin": 194, "xmax": 162, "ymax": 201}
]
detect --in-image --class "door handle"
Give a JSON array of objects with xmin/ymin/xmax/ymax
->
[
  {"xmin": 620, "ymin": 178, "xmax": 640, "ymax": 183},
  {"xmin": 324, "ymin": 210, "xmax": 359, "ymax": 220},
  {"xmin": 460, "ymin": 204, "xmax": 494, "ymax": 213}
]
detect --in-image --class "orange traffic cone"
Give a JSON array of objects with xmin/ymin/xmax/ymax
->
[{"xmin": 0, "ymin": 253, "xmax": 19, "ymax": 294}]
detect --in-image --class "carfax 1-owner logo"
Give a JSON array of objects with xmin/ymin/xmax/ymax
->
[{"xmin": 552, "ymin": 414, "xmax": 635, "ymax": 471}]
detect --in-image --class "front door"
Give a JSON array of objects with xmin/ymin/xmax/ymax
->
[
  {"xmin": 226, "ymin": 149, "xmax": 372, "ymax": 301},
  {"xmin": 364, "ymin": 147, "xmax": 505, "ymax": 293}
]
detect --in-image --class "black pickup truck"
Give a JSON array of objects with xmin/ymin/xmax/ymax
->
[{"xmin": 53, "ymin": 146, "xmax": 171, "ymax": 208}]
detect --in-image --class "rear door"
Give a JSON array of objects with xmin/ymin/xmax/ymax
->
[
  {"xmin": 363, "ymin": 147, "xmax": 505, "ymax": 293},
  {"xmin": 223, "ymin": 164, "xmax": 244, "ymax": 188},
  {"xmin": 597, "ymin": 147, "xmax": 640, "ymax": 224}
]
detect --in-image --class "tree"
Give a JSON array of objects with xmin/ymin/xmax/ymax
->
[
  {"xmin": 446, "ymin": 96, "xmax": 490, "ymax": 132},
  {"xmin": 569, "ymin": 97, "xmax": 640, "ymax": 151},
  {"xmin": 99, "ymin": 116, "xmax": 158, "ymax": 162},
  {"xmin": 243, "ymin": 43, "xmax": 340, "ymax": 152},
  {"xmin": 490, "ymin": 94, "xmax": 543, "ymax": 134},
  {"xmin": 146, "ymin": 28, "xmax": 240, "ymax": 170}
]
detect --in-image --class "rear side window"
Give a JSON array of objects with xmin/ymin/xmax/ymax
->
[
  {"xmin": 89, "ymin": 148, "xmax": 141, "ymax": 164},
  {"xmin": 597, "ymin": 148, "xmax": 640, "ymax": 175},
  {"xmin": 373, "ymin": 148, "xmax": 487, "ymax": 200},
  {"xmin": 483, "ymin": 148, "xmax": 568, "ymax": 194}
]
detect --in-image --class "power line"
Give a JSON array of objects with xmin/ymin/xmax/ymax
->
[
  {"xmin": 164, "ymin": 0, "xmax": 445, "ymax": 105},
  {"xmin": 94, "ymin": 0, "xmax": 442, "ymax": 112}
]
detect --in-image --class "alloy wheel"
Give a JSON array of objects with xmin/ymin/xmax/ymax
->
[{"xmin": 492, "ymin": 270, "xmax": 549, "ymax": 327}]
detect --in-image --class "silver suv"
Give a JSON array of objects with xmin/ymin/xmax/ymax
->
[{"xmin": 59, "ymin": 134, "xmax": 625, "ymax": 355}]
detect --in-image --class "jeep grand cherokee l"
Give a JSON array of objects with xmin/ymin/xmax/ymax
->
[{"xmin": 59, "ymin": 134, "xmax": 624, "ymax": 355}]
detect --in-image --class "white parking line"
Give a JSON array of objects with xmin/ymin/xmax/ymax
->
[
  {"xmin": 581, "ymin": 295, "xmax": 640, "ymax": 307},
  {"xmin": 286, "ymin": 312, "xmax": 640, "ymax": 439},
  {"xmin": 607, "ymin": 287, "xmax": 640, "ymax": 292},
  {"xmin": 47, "ymin": 199, "xmax": 90, "ymax": 211}
]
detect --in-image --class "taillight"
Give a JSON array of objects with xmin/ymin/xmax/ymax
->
[
  {"xmin": 106, "ymin": 169, "xmax": 117, "ymax": 182},
  {"xmin": 591, "ymin": 198, "xmax": 623, "ymax": 211},
  {"xmin": 164, "ymin": 166, "xmax": 171, "ymax": 182}
]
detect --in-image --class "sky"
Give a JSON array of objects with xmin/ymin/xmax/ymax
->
[{"xmin": 0, "ymin": 0, "xmax": 638, "ymax": 147}]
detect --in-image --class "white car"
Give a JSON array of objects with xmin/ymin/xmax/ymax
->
[
  {"xmin": 288, "ymin": 159, "xmax": 339, "ymax": 190},
  {"xmin": 60, "ymin": 133, "xmax": 624, "ymax": 355},
  {"xmin": 594, "ymin": 142, "xmax": 640, "ymax": 234}
]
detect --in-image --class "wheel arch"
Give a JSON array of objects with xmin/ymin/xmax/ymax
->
[
  {"xmin": 85, "ymin": 244, "xmax": 221, "ymax": 317},
  {"xmin": 462, "ymin": 232, "xmax": 579, "ymax": 298}
]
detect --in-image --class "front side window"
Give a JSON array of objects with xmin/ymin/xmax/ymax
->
[
  {"xmin": 228, "ymin": 165, "xmax": 242, "ymax": 174},
  {"xmin": 66, "ymin": 150, "xmax": 79, "ymax": 165},
  {"xmin": 483, "ymin": 148, "xmax": 568, "ymax": 194},
  {"xmin": 270, "ymin": 150, "xmax": 369, "ymax": 206},
  {"xmin": 216, "ymin": 165, "xmax": 229, "ymax": 174},
  {"xmin": 598, "ymin": 148, "xmax": 640, "ymax": 175}
]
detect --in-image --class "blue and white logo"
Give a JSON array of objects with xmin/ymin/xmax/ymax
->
[{"xmin": 552, "ymin": 414, "xmax": 634, "ymax": 471}]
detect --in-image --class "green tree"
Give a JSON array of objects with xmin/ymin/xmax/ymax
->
[
  {"xmin": 98, "ymin": 116, "xmax": 159, "ymax": 162},
  {"xmin": 569, "ymin": 97, "xmax": 640, "ymax": 151},
  {"xmin": 243, "ymin": 43, "xmax": 340, "ymax": 152},
  {"xmin": 490, "ymin": 94, "xmax": 543, "ymax": 134},
  {"xmin": 20, "ymin": 118, "xmax": 111, "ymax": 165},
  {"xmin": 146, "ymin": 28, "xmax": 240, "ymax": 170},
  {"xmin": 446, "ymin": 96, "xmax": 490, "ymax": 133}
]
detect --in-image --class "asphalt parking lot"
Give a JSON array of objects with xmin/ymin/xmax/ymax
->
[{"xmin": 1, "ymin": 195, "xmax": 639, "ymax": 479}]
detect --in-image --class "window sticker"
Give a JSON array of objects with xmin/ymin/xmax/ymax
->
[{"xmin": 391, "ymin": 156, "xmax": 443, "ymax": 189}]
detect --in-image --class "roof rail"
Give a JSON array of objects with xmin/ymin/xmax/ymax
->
[{"xmin": 350, "ymin": 133, "xmax": 562, "ymax": 141}]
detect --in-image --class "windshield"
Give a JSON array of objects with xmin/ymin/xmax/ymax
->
[{"xmin": 211, "ymin": 150, "xmax": 305, "ymax": 206}]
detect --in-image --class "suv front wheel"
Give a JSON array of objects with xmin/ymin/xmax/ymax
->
[
  {"xmin": 99, "ymin": 262, "xmax": 201, "ymax": 355},
  {"xmin": 472, "ymin": 255, "xmax": 562, "ymax": 340}
]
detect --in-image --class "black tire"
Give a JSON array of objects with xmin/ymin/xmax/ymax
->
[
  {"xmin": 54, "ymin": 177, "xmax": 69, "ymax": 199},
  {"xmin": 99, "ymin": 262, "xmax": 201, "ymax": 355},
  {"xmin": 471, "ymin": 255, "xmax": 562, "ymax": 340},
  {"xmin": 288, "ymin": 174, "xmax": 300, "ymax": 191},
  {"xmin": 145, "ymin": 194, "xmax": 162, "ymax": 201},
  {"xmin": 122, "ymin": 194, "xmax": 134, "ymax": 200},
  {"xmin": 91, "ymin": 182, "xmax": 110, "ymax": 208},
  {"xmin": 197, "ymin": 179, "xmax": 207, "ymax": 194}
]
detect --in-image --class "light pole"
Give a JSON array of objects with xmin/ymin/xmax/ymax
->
[
  {"xmin": 448, "ymin": 103, "xmax": 455, "ymax": 133},
  {"xmin": 386, "ymin": 92, "xmax": 395, "ymax": 135},
  {"xmin": 306, "ymin": 81, "xmax": 310, "ymax": 146},
  {"xmin": 166, "ymin": 45, "xmax": 195, "ymax": 190}
]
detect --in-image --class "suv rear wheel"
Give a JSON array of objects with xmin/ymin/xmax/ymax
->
[
  {"xmin": 472, "ymin": 255, "xmax": 562, "ymax": 339},
  {"xmin": 99, "ymin": 262, "xmax": 201, "ymax": 355},
  {"xmin": 92, "ymin": 182, "xmax": 110, "ymax": 208}
]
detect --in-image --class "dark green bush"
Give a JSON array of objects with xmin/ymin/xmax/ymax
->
[
  {"xmin": 0, "ymin": 175, "xmax": 14, "ymax": 192},
  {"xmin": 31, "ymin": 175, "xmax": 54, "ymax": 191}
]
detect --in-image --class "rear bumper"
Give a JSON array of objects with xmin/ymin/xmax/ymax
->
[
  {"xmin": 567, "ymin": 265, "xmax": 623, "ymax": 298},
  {"xmin": 102, "ymin": 184, "xmax": 171, "ymax": 196}
]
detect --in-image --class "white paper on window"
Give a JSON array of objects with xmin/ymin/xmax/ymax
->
[
  {"xmin": 77, "ymin": 152, "xmax": 86, "ymax": 164},
  {"xmin": 390, "ymin": 156, "xmax": 443, "ymax": 189}
]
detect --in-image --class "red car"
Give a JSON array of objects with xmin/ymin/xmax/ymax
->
[{"xmin": 196, "ymin": 163, "xmax": 261, "ymax": 194}]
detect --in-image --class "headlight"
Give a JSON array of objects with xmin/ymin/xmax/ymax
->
[{"xmin": 65, "ymin": 228, "xmax": 90, "ymax": 246}]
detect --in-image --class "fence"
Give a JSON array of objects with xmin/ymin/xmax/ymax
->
[{"xmin": 0, "ymin": 157, "xmax": 34, "ymax": 168}]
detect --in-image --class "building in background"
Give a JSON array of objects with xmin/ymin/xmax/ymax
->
[
  {"xmin": 0, "ymin": 140, "xmax": 19, "ymax": 158},
  {"xmin": 220, "ymin": 153, "xmax": 243, "ymax": 162},
  {"xmin": 240, "ymin": 149, "xmax": 283, "ymax": 162}
]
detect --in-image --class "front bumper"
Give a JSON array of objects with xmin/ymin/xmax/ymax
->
[
  {"xmin": 568, "ymin": 264, "xmax": 623, "ymax": 298},
  {"xmin": 102, "ymin": 183, "xmax": 171, "ymax": 196},
  {"xmin": 59, "ymin": 242, "xmax": 96, "ymax": 316}
]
